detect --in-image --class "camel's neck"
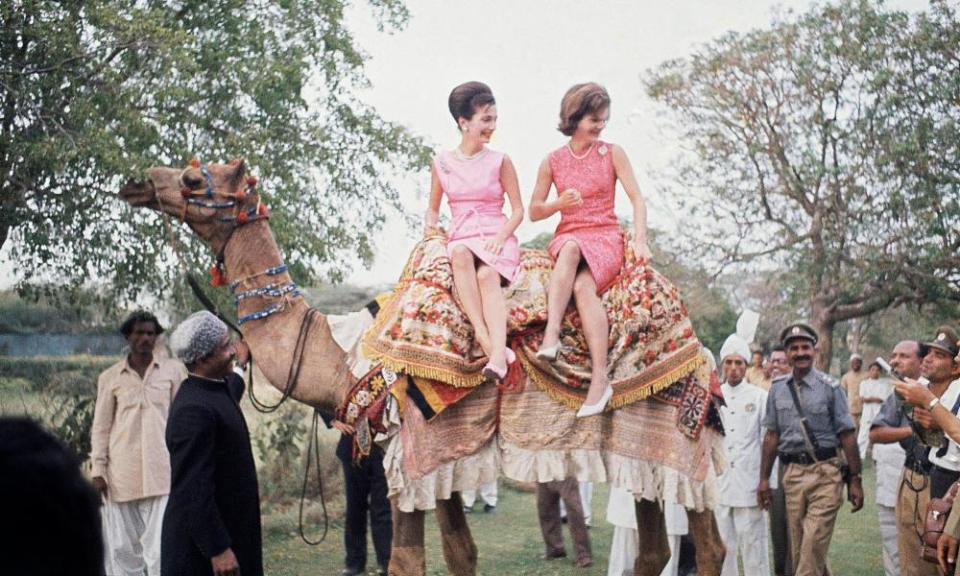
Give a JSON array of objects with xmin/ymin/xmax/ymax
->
[{"xmin": 220, "ymin": 221, "xmax": 352, "ymax": 412}]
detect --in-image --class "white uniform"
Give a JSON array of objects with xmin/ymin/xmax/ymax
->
[
  {"xmin": 926, "ymin": 380, "xmax": 960, "ymax": 473},
  {"xmin": 461, "ymin": 481, "xmax": 498, "ymax": 509},
  {"xmin": 606, "ymin": 487, "xmax": 687, "ymax": 576},
  {"xmin": 874, "ymin": 438, "xmax": 906, "ymax": 576},
  {"xmin": 715, "ymin": 380, "xmax": 771, "ymax": 576},
  {"xmin": 857, "ymin": 377, "xmax": 893, "ymax": 459}
]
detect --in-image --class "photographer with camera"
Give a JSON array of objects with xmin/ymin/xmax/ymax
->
[
  {"xmin": 893, "ymin": 328, "xmax": 960, "ymax": 575},
  {"xmin": 869, "ymin": 340, "xmax": 932, "ymax": 576},
  {"xmin": 894, "ymin": 328, "xmax": 960, "ymax": 499}
]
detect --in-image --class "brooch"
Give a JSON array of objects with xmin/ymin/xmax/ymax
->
[
  {"xmin": 598, "ymin": 145, "xmax": 609, "ymax": 156},
  {"xmin": 745, "ymin": 403, "xmax": 756, "ymax": 413}
]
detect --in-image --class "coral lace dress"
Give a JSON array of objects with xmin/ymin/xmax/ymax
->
[
  {"xmin": 547, "ymin": 141, "xmax": 624, "ymax": 294},
  {"xmin": 435, "ymin": 148, "xmax": 520, "ymax": 283}
]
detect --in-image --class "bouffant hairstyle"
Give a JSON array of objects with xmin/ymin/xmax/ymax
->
[
  {"xmin": 557, "ymin": 82, "xmax": 611, "ymax": 136},
  {"xmin": 448, "ymin": 81, "xmax": 496, "ymax": 129},
  {"xmin": 120, "ymin": 310, "xmax": 164, "ymax": 338}
]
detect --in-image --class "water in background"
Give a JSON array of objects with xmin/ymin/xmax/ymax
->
[{"xmin": 0, "ymin": 334, "xmax": 126, "ymax": 357}]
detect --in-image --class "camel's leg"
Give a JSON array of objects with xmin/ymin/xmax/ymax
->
[
  {"xmin": 434, "ymin": 492, "xmax": 478, "ymax": 576},
  {"xmin": 388, "ymin": 503, "xmax": 426, "ymax": 576},
  {"xmin": 687, "ymin": 508, "xmax": 726, "ymax": 576},
  {"xmin": 633, "ymin": 499, "xmax": 671, "ymax": 576}
]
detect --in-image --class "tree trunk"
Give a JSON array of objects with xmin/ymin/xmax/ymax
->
[{"xmin": 810, "ymin": 301, "xmax": 834, "ymax": 373}]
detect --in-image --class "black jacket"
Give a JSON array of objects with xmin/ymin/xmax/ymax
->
[{"xmin": 161, "ymin": 373, "xmax": 262, "ymax": 576}]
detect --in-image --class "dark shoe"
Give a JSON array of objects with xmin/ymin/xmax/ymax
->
[
  {"xmin": 575, "ymin": 557, "xmax": 594, "ymax": 568},
  {"xmin": 340, "ymin": 569, "xmax": 361, "ymax": 576},
  {"xmin": 483, "ymin": 504, "xmax": 496, "ymax": 513},
  {"xmin": 542, "ymin": 550, "xmax": 567, "ymax": 561}
]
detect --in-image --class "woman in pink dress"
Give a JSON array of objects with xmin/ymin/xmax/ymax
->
[
  {"xmin": 424, "ymin": 82, "xmax": 524, "ymax": 380},
  {"xmin": 529, "ymin": 83, "xmax": 652, "ymax": 417}
]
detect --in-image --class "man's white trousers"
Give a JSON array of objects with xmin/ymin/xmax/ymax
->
[
  {"xmin": 714, "ymin": 504, "xmax": 770, "ymax": 576},
  {"xmin": 102, "ymin": 494, "xmax": 168, "ymax": 576}
]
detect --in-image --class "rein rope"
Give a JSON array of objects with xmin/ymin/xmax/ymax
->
[{"xmin": 156, "ymin": 158, "xmax": 329, "ymax": 545}]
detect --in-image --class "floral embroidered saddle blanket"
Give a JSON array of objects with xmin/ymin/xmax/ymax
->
[{"xmin": 362, "ymin": 229, "xmax": 704, "ymax": 413}]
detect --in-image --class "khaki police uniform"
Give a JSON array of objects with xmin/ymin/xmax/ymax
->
[{"xmin": 763, "ymin": 323, "xmax": 856, "ymax": 576}]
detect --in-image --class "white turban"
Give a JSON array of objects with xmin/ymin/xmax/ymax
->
[
  {"xmin": 720, "ymin": 334, "xmax": 751, "ymax": 363},
  {"xmin": 720, "ymin": 309, "xmax": 759, "ymax": 363},
  {"xmin": 170, "ymin": 311, "xmax": 228, "ymax": 364}
]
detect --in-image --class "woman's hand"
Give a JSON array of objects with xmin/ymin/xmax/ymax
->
[
  {"xmin": 634, "ymin": 238, "xmax": 653, "ymax": 261},
  {"xmin": 555, "ymin": 188, "xmax": 582, "ymax": 211},
  {"xmin": 484, "ymin": 236, "xmax": 505, "ymax": 256}
]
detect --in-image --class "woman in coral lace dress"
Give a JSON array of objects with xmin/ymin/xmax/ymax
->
[
  {"xmin": 424, "ymin": 82, "xmax": 524, "ymax": 380},
  {"xmin": 529, "ymin": 82, "xmax": 652, "ymax": 417}
]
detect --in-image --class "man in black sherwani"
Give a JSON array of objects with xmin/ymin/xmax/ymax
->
[{"xmin": 162, "ymin": 311, "xmax": 261, "ymax": 576}]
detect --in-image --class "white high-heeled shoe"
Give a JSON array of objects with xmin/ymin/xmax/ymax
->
[
  {"xmin": 483, "ymin": 348, "xmax": 517, "ymax": 381},
  {"xmin": 576, "ymin": 385, "xmax": 613, "ymax": 418},
  {"xmin": 536, "ymin": 343, "xmax": 560, "ymax": 362}
]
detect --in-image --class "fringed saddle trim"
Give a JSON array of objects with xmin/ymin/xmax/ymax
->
[
  {"xmin": 520, "ymin": 342, "xmax": 705, "ymax": 412},
  {"xmin": 376, "ymin": 355, "xmax": 486, "ymax": 388}
]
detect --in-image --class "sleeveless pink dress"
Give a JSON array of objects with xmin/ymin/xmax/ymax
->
[
  {"xmin": 435, "ymin": 148, "xmax": 521, "ymax": 283},
  {"xmin": 546, "ymin": 141, "xmax": 624, "ymax": 294}
]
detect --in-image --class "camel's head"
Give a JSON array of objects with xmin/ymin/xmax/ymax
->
[{"xmin": 119, "ymin": 158, "xmax": 266, "ymax": 257}]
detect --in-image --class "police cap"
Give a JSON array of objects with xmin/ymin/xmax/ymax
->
[
  {"xmin": 919, "ymin": 325, "xmax": 960, "ymax": 359},
  {"xmin": 780, "ymin": 322, "xmax": 819, "ymax": 346}
]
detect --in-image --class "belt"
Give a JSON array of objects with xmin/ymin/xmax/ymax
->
[
  {"xmin": 904, "ymin": 454, "xmax": 932, "ymax": 475},
  {"xmin": 779, "ymin": 448, "xmax": 838, "ymax": 465}
]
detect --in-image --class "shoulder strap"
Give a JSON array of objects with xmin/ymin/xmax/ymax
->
[
  {"xmin": 786, "ymin": 377, "xmax": 822, "ymax": 459},
  {"xmin": 934, "ymin": 392, "xmax": 960, "ymax": 458}
]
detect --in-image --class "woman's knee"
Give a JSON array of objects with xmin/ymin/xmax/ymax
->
[
  {"xmin": 450, "ymin": 245, "xmax": 474, "ymax": 268},
  {"xmin": 572, "ymin": 272, "xmax": 596, "ymax": 299},
  {"xmin": 556, "ymin": 241, "xmax": 581, "ymax": 265},
  {"xmin": 476, "ymin": 265, "xmax": 500, "ymax": 286}
]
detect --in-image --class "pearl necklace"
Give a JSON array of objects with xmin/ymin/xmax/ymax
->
[
  {"xmin": 566, "ymin": 141, "xmax": 595, "ymax": 160},
  {"xmin": 453, "ymin": 146, "xmax": 487, "ymax": 161}
]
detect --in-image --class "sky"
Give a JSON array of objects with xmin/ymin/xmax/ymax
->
[
  {"xmin": 0, "ymin": 0, "xmax": 929, "ymax": 290},
  {"xmin": 341, "ymin": 0, "xmax": 928, "ymax": 286}
]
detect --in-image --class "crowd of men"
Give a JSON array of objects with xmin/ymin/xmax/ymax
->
[
  {"xmin": 700, "ymin": 321, "xmax": 960, "ymax": 576},
  {"xmin": 3, "ymin": 305, "xmax": 960, "ymax": 576}
]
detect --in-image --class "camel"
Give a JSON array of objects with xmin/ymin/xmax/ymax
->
[{"xmin": 119, "ymin": 158, "xmax": 727, "ymax": 576}]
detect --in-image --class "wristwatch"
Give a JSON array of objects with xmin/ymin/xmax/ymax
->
[{"xmin": 928, "ymin": 396, "xmax": 940, "ymax": 410}]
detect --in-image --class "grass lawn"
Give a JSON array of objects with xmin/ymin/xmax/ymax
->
[{"xmin": 263, "ymin": 463, "xmax": 885, "ymax": 575}]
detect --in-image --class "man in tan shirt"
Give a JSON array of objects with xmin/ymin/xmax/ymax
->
[
  {"xmin": 745, "ymin": 350, "xmax": 767, "ymax": 388},
  {"xmin": 841, "ymin": 354, "xmax": 867, "ymax": 427},
  {"xmin": 91, "ymin": 311, "xmax": 186, "ymax": 576}
]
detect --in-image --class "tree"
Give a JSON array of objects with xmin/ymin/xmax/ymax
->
[
  {"xmin": 646, "ymin": 0, "xmax": 960, "ymax": 368},
  {"xmin": 1, "ymin": 0, "xmax": 431, "ymax": 302}
]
